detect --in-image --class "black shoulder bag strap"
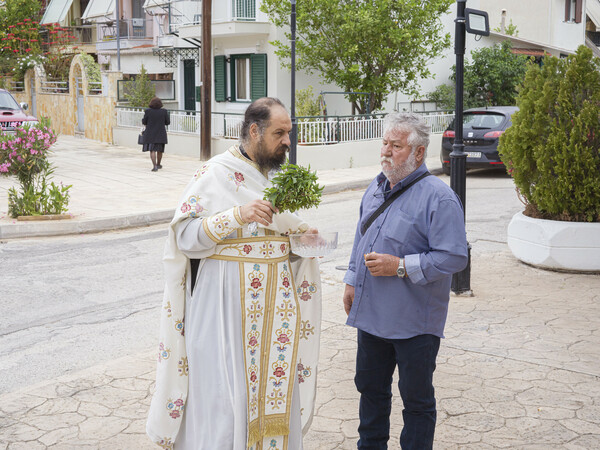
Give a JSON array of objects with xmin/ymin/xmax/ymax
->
[{"xmin": 361, "ymin": 172, "xmax": 431, "ymax": 235}]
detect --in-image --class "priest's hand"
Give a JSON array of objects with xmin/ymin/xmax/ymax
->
[
  {"xmin": 240, "ymin": 200, "xmax": 279, "ymax": 226},
  {"xmin": 343, "ymin": 284, "xmax": 355, "ymax": 315}
]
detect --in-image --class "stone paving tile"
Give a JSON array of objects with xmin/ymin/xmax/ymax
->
[{"xmin": 1, "ymin": 248, "xmax": 599, "ymax": 448}]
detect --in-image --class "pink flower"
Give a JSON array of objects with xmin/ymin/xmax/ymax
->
[
  {"xmin": 277, "ymin": 334, "xmax": 290, "ymax": 344},
  {"xmin": 243, "ymin": 245, "xmax": 252, "ymax": 254},
  {"xmin": 273, "ymin": 367, "xmax": 285, "ymax": 378},
  {"xmin": 282, "ymin": 277, "xmax": 290, "ymax": 288},
  {"xmin": 248, "ymin": 336, "xmax": 257, "ymax": 347},
  {"xmin": 181, "ymin": 203, "xmax": 191, "ymax": 213},
  {"xmin": 250, "ymin": 278, "xmax": 261, "ymax": 289},
  {"xmin": 234, "ymin": 172, "xmax": 244, "ymax": 183}
]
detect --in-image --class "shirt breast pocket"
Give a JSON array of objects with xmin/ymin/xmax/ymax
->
[{"xmin": 380, "ymin": 209, "xmax": 415, "ymax": 251}]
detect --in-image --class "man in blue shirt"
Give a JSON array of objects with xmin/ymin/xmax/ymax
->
[{"xmin": 343, "ymin": 112, "xmax": 468, "ymax": 449}]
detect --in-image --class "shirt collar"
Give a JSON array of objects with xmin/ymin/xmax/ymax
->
[{"xmin": 377, "ymin": 163, "xmax": 429, "ymax": 195}]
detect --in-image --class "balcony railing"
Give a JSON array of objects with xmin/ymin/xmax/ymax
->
[
  {"xmin": 101, "ymin": 19, "xmax": 153, "ymax": 41},
  {"xmin": 586, "ymin": 30, "xmax": 600, "ymax": 46},
  {"xmin": 116, "ymin": 107, "xmax": 454, "ymax": 142}
]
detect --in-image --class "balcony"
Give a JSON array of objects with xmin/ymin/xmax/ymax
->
[{"xmin": 96, "ymin": 19, "xmax": 154, "ymax": 52}]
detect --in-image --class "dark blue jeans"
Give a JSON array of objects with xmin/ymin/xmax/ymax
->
[{"xmin": 355, "ymin": 330, "xmax": 440, "ymax": 450}]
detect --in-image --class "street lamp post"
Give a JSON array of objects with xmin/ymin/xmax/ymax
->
[
  {"xmin": 451, "ymin": 0, "xmax": 489, "ymax": 295},
  {"xmin": 290, "ymin": 0, "xmax": 297, "ymax": 164}
]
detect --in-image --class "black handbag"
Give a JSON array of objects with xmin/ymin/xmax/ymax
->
[{"xmin": 138, "ymin": 127, "xmax": 145, "ymax": 145}]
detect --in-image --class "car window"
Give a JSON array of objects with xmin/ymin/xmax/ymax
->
[
  {"xmin": 463, "ymin": 113, "xmax": 504, "ymax": 129},
  {"xmin": 0, "ymin": 91, "xmax": 21, "ymax": 109}
]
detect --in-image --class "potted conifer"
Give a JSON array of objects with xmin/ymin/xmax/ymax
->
[{"xmin": 499, "ymin": 46, "xmax": 600, "ymax": 271}]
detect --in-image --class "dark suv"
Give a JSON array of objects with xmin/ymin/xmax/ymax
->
[
  {"xmin": 0, "ymin": 88, "xmax": 38, "ymax": 134},
  {"xmin": 440, "ymin": 106, "xmax": 518, "ymax": 175}
]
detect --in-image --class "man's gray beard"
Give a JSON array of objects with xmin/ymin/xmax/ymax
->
[
  {"xmin": 255, "ymin": 137, "xmax": 288, "ymax": 172},
  {"xmin": 382, "ymin": 150, "xmax": 418, "ymax": 185}
]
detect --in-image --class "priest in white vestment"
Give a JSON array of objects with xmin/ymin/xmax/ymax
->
[{"xmin": 147, "ymin": 98, "xmax": 322, "ymax": 450}]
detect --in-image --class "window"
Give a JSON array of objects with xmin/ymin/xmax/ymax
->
[
  {"xmin": 233, "ymin": 0, "xmax": 256, "ymax": 21},
  {"xmin": 565, "ymin": 0, "xmax": 582, "ymax": 23},
  {"xmin": 214, "ymin": 53, "xmax": 267, "ymax": 102}
]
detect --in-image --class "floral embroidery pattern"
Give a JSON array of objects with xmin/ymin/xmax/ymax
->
[
  {"xmin": 228, "ymin": 171, "xmax": 246, "ymax": 191},
  {"xmin": 166, "ymin": 397, "xmax": 185, "ymax": 419},
  {"xmin": 193, "ymin": 163, "xmax": 210, "ymax": 179},
  {"xmin": 248, "ymin": 264, "xmax": 265, "ymax": 300},
  {"xmin": 247, "ymin": 299, "xmax": 263, "ymax": 323},
  {"xmin": 280, "ymin": 243, "xmax": 287, "ymax": 254},
  {"xmin": 157, "ymin": 438, "xmax": 174, "ymax": 449},
  {"xmin": 266, "ymin": 388, "xmax": 284, "ymax": 410},
  {"xmin": 259, "ymin": 241, "xmax": 275, "ymax": 258},
  {"xmin": 178, "ymin": 357, "xmax": 188, "ymax": 376},
  {"xmin": 164, "ymin": 301, "xmax": 172, "ymax": 318},
  {"xmin": 180, "ymin": 195, "xmax": 204, "ymax": 218},
  {"xmin": 158, "ymin": 343, "xmax": 171, "ymax": 362},
  {"xmin": 174, "ymin": 317, "xmax": 185, "ymax": 336},
  {"xmin": 300, "ymin": 320, "xmax": 315, "ymax": 340},
  {"xmin": 269, "ymin": 438, "xmax": 280, "ymax": 449},
  {"xmin": 297, "ymin": 361, "xmax": 313, "ymax": 384},
  {"xmin": 208, "ymin": 213, "xmax": 235, "ymax": 240},
  {"xmin": 243, "ymin": 244, "xmax": 253, "ymax": 254},
  {"xmin": 270, "ymin": 358, "xmax": 289, "ymax": 388},
  {"xmin": 297, "ymin": 277, "xmax": 317, "ymax": 302}
]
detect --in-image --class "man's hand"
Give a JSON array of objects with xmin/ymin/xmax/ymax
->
[
  {"xmin": 364, "ymin": 252, "xmax": 400, "ymax": 277},
  {"xmin": 240, "ymin": 200, "xmax": 279, "ymax": 226},
  {"xmin": 343, "ymin": 284, "xmax": 355, "ymax": 315}
]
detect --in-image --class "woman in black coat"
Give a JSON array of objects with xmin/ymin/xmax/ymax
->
[{"xmin": 142, "ymin": 97, "xmax": 170, "ymax": 171}]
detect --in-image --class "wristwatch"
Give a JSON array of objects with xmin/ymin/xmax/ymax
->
[{"xmin": 396, "ymin": 258, "xmax": 406, "ymax": 278}]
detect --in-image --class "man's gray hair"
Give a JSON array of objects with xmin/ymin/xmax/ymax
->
[{"xmin": 383, "ymin": 112, "xmax": 430, "ymax": 156}]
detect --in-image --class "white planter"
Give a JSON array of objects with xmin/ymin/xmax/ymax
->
[{"xmin": 507, "ymin": 212, "xmax": 600, "ymax": 272}]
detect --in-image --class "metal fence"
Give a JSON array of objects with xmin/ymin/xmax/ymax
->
[
  {"xmin": 116, "ymin": 107, "xmax": 454, "ymax": 142},
  {"xmin": 40, "ymin": 80, "xmax": 69, "ymax": 94}
]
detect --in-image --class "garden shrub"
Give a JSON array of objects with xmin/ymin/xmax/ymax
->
[{"xmin": 499, "ymin": 46, "xmax": 600, "ymax": 222}]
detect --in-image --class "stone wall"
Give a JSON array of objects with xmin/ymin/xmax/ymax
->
[{"xmin": 4, "ymin": 59, "xmax": 121, "ymax": 143}]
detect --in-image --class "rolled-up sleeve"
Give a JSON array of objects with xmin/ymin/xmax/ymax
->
[{"xmin": 405, "ymin": 199, "xmax": 468, "ymax": 286}]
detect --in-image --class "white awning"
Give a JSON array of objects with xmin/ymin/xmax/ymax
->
[
  {"xmin": 40, "ymin": 0, "xmax": 75, "ymax": 25},
  {"xmin": 587, "ymin": 0, "xmax": 600, "ymax": 28},
  {"xmin": 82, "ymin": 0, "xmax": 115, "ymax": 21}
]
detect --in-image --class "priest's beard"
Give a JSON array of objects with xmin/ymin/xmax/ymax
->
[
  {"xmin": 381, "ymin": 150, "xmax": 418, "ymax": 185},
  {"xmin": 254, "ymin": 137, "xmax": 289, "ymax": 172}
]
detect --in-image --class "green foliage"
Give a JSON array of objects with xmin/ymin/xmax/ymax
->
[
  {"xmin": 7, "ymin": 167, "xmax": 71, "ymax": 217},
  {"xmin": 0, "ymin": 118, "xmax": 71, "ymax": 217},
  {"xmin": 498, "ymin": 46, "xmax": 600, "ymax": 222},
  {"xmin": 261, "ymin": 0, "xmax": 453, "ymax": 114},
  {"xmin": 429, "ymin": 41, "xmax": 530, "ymax": 110},
  {"xmin": 493, "ymin": 19, "xmax": 519, "ymax": 36},
  {"xmin": 427, "ymin": 83, "xmax": 455, "ymax": 111},
  {"xmin": 296, "ymin": 86, "xmax": 322, "ymax": 117},
  {"xmin": 263, "ymin": 162, "xmax": 324, "ymax": 213},
  {"xmin": 79, "ymin": 52, "xmax": 101, "ymax": 83},
  {"xmin": 123, "ymin": 64, "xmax": 156, "ymax": 108}
]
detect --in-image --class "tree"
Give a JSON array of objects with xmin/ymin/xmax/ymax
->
[
  {"xmin": 498, "ymin": 46, "xmax": 600, "ymax": 222},
  {"xmin": 261, "ymin": 0, "xmax": 453, "ymax": 114},
  {"xmin": 429, "ymin": 41, "xmax": 531, "ymax": 110},
  {"xmin": 124, "ymin": 64, "xmax": 156, "ymax": 108}
]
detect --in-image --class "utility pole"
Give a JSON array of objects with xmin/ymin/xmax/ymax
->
[
  {"xmin": 450, "ymin": 1, "xmax": 489, "ymax": 295},
  {"xmin": 116, "ymin": 0, "xmax": 121, "ymax": 71},
  {"xmin": 201, "ymin": 0, "xmax": 212, "ymax": 160},
  {"xmin": 289, "ymin": 0, "xmax": 297, "ymax": 164}
]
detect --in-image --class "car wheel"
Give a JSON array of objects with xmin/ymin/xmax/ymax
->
[{"xmin": 442, "ymin": 164, "xmax": 451, "ymax": 176}]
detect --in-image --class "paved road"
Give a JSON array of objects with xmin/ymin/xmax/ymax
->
[{"xmin": 3, "ymin": 171, "xmax": 600, "ymax": 448}]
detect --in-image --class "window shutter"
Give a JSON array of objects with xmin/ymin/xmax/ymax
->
[
  {"xmin": 250, "ymin": 53, "xmax": 267, "ymax": 101},
  {"xmin": 565, "ymin": 0, "xmax": 570, "ymax": 21},
  {"xmin": 214, "ymin": 55, "xmax": 226, "ymax": 102},
  {"xmin": 575, "ymin": 0, "xmax": 582, "ymax": 23}
]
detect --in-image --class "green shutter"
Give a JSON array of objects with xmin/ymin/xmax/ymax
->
[
  {"xmin": 214, "ymin": 55, "xmax": 226, "ymax": 102},
  {"xmin": 250, "ymin": 53, "xmax": 267, "ymax": 101}
]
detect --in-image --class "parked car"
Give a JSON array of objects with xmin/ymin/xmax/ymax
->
[
  {"xmin": 440, "ymin": 106, "xmax": 518, "ymax": 175},
  {"xmin": 0, "ymin": 88, "xmax": 38, "ymax": 134}
]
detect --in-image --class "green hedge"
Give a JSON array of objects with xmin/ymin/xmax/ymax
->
[{"xmin": 499, "ymin": 46, "xmax": 600, "ymax": 222}]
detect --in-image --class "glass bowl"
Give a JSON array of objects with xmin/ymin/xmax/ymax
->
[{"xmin": 289, "ymin": 231, "xmax": 339, "ymax": 258}]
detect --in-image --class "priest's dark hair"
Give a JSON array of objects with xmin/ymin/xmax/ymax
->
[
  {"xmin": 149, "ymin": 97, "xmax": 163, "ymax": 109},
  {"xmin": 240, "ymin": 97, "xmax": 286, "ymax": 145}
]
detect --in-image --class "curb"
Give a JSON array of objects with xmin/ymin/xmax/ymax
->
[{"xmin": 0, "ymin": 180, "xmax": 373, "ymax": 239}]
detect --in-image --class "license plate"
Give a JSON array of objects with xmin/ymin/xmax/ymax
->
[{"xmin": 466, "ymin": 152, "xmax": 482, "ymax": 158}]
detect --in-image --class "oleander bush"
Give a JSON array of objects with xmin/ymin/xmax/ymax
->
[{"xmin": 499, "ymin": 46, "xmax": 600, "ymax": 222}]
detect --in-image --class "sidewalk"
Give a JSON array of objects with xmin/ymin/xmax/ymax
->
[
  {"xmin": 1, "ymin": 136, "xmax": 431, "ymax": 239},
  {"xmin": 2, "ymin": 137, "xmax": 599, "ymax": 449}
]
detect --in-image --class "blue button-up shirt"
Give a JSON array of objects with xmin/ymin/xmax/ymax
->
[{"xmin": 344, "ymin": 164, "xmax": 468, "ymax": 339}]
